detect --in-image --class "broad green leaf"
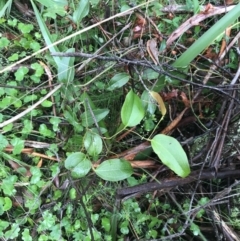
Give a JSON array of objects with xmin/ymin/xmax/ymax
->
[
  {"xmin": 81, "ymin": 108, "xmax": 109, "ymax": 127},
  {"xmin": 65, "ymin": 152, "xmax": 91, "ymax": 178},
  {"xmin": 72, "ymin": 0, "xmax": 89, "ymax": 23},
  {"xmin": 84, "ymin": 131, "xmax": 102, "ymax": 158},
  {"xmin": 95, "ymin": 159, "xmax": 133, "ymax": 181},
  {"xmin": 121, "ymin": 89, "xmax": 145, "ymax": 127},
  {"xmin": 151, "ymin": 134, "xmax": 190, "ymax": 177},
  {"xmin": 107, "ymin": 73, "xmax": 130, "ymax": 91}
]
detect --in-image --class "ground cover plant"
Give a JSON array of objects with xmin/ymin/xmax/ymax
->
[{"xmin": 0, "ymin": 0, "xmax": 240, "ymax": 240}]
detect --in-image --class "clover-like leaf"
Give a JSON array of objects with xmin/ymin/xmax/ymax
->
[{"xmin": 65, "ymin": 152, "xmax": 91, "ymax": 178}]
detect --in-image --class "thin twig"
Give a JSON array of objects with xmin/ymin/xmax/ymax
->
[{"xmin": 76, "ymin": 22, "xmax": 132, "ymax": 73}]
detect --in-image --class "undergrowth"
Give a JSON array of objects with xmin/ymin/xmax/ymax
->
[{"xmin": 0, "ymin": 0, "xmax": 240, "ymax": 240}]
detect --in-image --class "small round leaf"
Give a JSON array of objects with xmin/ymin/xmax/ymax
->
[{"xmin": 65, "ymin": 152, "xmax": 91, "ymax": 178}]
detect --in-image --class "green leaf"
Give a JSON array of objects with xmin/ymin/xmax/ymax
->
[
  {"xmin": 57, "ymin": 48, "xmax": 75, "ymax": 83},
  {"xmin": 0, "ymin": 134, "xmax": 9, "ymax": 151},
  {"xmin": 5, "ymin": 223, "xmax": 20, "ymax": 239},
  {"xmin": 22, "ymin": 119, "xmax": 33, "ymax": 134},
  {"xmin": 190, "ymin": 223, "xmax": 200, "ymax": 236},
  {"xmin": 0, "ymin": 219, "xmax": 9, "ymax": 236},
  {"xmin": 65, "ymin": 152, "xmax": 91, "ymax": 178},
  {"xmin": 37, "ymin": 210, "xmax": 56, "ymax": 232},
  {"xmin": 0, "ymin": 0, "xmax": 12, "ymax": 18},
  {"xmin": 81, "ymin": 108, "xmax": 109, "ymax": 127},
  {"xmin": 30, "ymin": 0, "xmax": 61, "ymax": 67},
  {"xmin": 14, "ymin": 66, "xmax": 29, "ymax": 81},
  {"xmin": 39, "ymin": 124, "xmax": 55, "ymax": 138},
  {"xmin": 24, "ymin": 94, "xmax": 38, "ymax": 103},
  {"xmin": 173, "ymin": 3, "xmax": 240, "ymax": 68},
  {"xmin": 41, "ymin": 100, "xmax": 53, "ymax": 107},
  {"xmin": 72, "ymin": 0, "xmax": 89, "ymax": 23},
  {"xmin": 30, "ymin": 167, "xmax": 42, "ymax": 184},
  {"xmin": 3, "ymin": 123, "xmax": 13, "ymax": 132},
  {"xmin": 22, "ymin": 228, "xmax": 32, "ymax": 241},
  {"xmin": 142, "ymin": 68, "xmax": 159, "ymax": 80},
  {"xmin": 30, "ymin": 41, "xmax": 41, "ymax": 51},
  {"xmin": 69, "ymin": 188, "xmax": 77, "ymax": 200},
  {"xmin": 10, "ymin": 137, "xmax": 24, "ymax": 155},
  {"xmin": 36, "ymin": 0, "xmax": 68, "ymax": 17},
  {"xmin": 0, "ymin": 37, "xmax": 10, "ymax": 49},
  {"xmin": 107, "ymin": 73, "xmax": 130, "ymax": 91},
  {"xmin": 8, "ymin": 53, "xmax": 19, "ymax": 61},
  {"xmin": 31, "ymin": 63, "xmax": 44, "ymax": 77},
  {"xmin": 50, "ymin": 117, "xmax": 61, "ymax": 132},
  {"xmin": 101, "ymin": 217, "xmax": 111, "ymax": 232},
  {"xmin": 95, "ymin": 159, "xmax": 133, "ymax": 181},
  {"xmin": 0, "ymin": 197, "xmax": 11, "ymax": 214},
  {"xmin": 1, "ymin": 175, "xmax": 17, "ymax": 196},
  {"xmin": 84, "ymin": 131, "xmax": 102, "ymax": 158},
  {"xmin": 121, "ymin": 89, "xmax": 145, "ymax": 127},
  {"xmin": 17, "ymin": 23, "xmax": 34, "ymax": 34},
  {"xmin": 3, "ymin": 197, "xmax": 12, "ymax": 211},
  {"xmin": 151, "ymin": 134, "xmax": 190, "ymax": 177},
  {"xmin": 141, "ymin": 90, "xmax": 156, "ymax": 114}
]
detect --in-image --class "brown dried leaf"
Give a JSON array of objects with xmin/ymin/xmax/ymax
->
[
  {"xmin": 180, "ymin": 92, "xmax": 190, "ymax": 107},
  {"xmin": 150, "ymin": 91, "xmax": 166, "ymax": 116},
  {"xmin": 147, "ymin": 38, "xmax": 159, "ymax": 65},
  {"xmin": 37, "ymin": 159, "xmax": 43, "ymax": 168}
]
